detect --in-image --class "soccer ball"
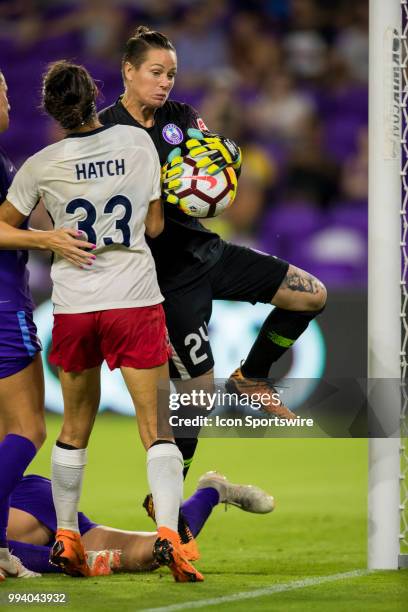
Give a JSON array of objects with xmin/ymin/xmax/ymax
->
[{"xmin": 175, "ymin": 156, "xmax": 237, "ymax": 218}]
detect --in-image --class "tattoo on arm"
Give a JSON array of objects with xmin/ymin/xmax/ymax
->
[{"xmin": 281, "ymin": 271, "xmax": 323, "ymax": 294}]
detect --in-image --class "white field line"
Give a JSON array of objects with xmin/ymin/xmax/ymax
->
[{"xmin": 142, "ymin": 569, "xmax": 371, "ymax": 612}]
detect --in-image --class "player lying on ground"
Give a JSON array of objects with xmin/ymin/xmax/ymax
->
[{"xmin": 3, "ymin": 472, "xmax": 274, "ymax": 578}]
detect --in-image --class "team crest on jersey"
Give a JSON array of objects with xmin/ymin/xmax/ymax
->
[
  {"xmin": 196, "ymin": 117, "xmax": 208, "ymax": 131},
  {"xmin": 162, "ymin": 123, "xmax": 184, "ymax": 145}
]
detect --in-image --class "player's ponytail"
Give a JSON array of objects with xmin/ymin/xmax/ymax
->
[
  {"xmin": 42, "ymin": 61, "xmax": 98, "ymax": 131},
  {"xmin": 122, "ymin": 26, "xmax": 175, "ymax": 75}
]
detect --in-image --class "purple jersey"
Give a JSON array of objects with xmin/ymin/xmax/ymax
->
[
  {"xmin": 10, "ymin": 474, "xmax": 97, "ymax": 538},
  {"xmin": 0, "ymin": 146, "xmax": 34, "ymax": 312}
]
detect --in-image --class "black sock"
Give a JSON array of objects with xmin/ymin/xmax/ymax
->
[
  {"xmin": 56, "ymin": 440, "xmax": 79, "ymax": 450},
  {"xmin": 175, "ymin": 437, "xmax": 198, "ymax": 479},
  {"xmin": 150, "ymin": 439, "xmax": 177, "ymax": 448},
  {"xmin": 241, "ymin": 307, "xmax": 324, "ymax": 378}
]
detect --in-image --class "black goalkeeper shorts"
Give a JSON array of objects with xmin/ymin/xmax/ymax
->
[{"xmin": 163, "ymin": 242, "xmax": 289, "ymax": 379}]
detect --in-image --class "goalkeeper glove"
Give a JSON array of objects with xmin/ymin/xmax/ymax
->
[
  {"xmin": 185, "ymin": 128, "xmax": 242, "ymax": 175},
  {"xmin": 161, "ymin": 147, "xmax": 184, "ymax": 205}
]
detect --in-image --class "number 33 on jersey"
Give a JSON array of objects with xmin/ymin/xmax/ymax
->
[{"xmin": 6, "ymin": 124, "xmax": 164, "ymax": 314}]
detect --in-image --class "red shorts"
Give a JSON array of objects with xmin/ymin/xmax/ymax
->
[{"xmin": 49, "ymin": 304, "xmax": 171, "ymax": 372}]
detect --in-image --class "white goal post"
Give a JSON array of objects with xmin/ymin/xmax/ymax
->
[{"xmin": 368, "ymin": 0, "xmax": 408, "ymax": 570}]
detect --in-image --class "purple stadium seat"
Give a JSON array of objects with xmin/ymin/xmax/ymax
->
[
  {"xmin": 259, "ymin": 201, "xmax": 326, "ymax": 259},
  {"xmin": 288, "ymin": 223, "xmax": 367, "ymax": 288},
  {"xmin": 0, "ymin": 38, "xmax": 16, "ymax": 64},
  {"xmin": 323, "ymin": 116, "xmax": 365, "ymax": 162},
  {"xmin": 328, "ymin": 203, "xmax": 368, "ymax": 240},
  {"xmin": 300, "ymin": 260, "xmax": 366, "ymax": 288},
  {"xmin": 319, "ymin": 85, "xmax": 368, "ymax": 123},
  {"xmin": 2, "ymin": 121, "xmax": 49, "ymax": 163},
  {"xmin": 34, "ymin": 33, "xmax": 84, "ymax": 61}
]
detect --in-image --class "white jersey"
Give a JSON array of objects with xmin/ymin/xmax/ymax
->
[{"xmin": 7, "ymin": 124, "xmax": 163, "ymax": 314}]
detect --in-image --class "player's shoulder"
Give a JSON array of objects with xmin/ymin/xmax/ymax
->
[
  {"xmin": 14, "ymin": 149, "xmax": 45, "ymax": 176},
  {"xmin": 12, "ymin": 138, "xmax": 74, "ymax": 183},
  {"xmin": 99, "ymin": 99, "xmax": 125, "ymax": 124},
  {"xmin": 23, "ymin": 140, "xmax": 64, "ymax": 168},
  {"xmin": 0, "ymin": 146, "xmax": 13, "ymax": 172},
  {"xmin": 162, "ymin": 99, "xmax": 192, "ymax": 114},
  {"xmin": 0, "ymin": 146, "xmax": 15, "ymax": 198},
  {"xmin": 109, "ymin": 123, "xmax": 154, "ymax": 149},
  {"xmin": 158, "ymin": 99, "xmax": 198, "ymax": 124}
]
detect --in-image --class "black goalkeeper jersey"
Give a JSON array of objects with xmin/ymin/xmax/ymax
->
[{"xmin": 98, "ymin": 98, "xmax": 224, "ymax": 292}]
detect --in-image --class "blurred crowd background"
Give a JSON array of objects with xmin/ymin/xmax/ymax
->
[{"xmin": 0, "ymin": 0, "xmax": 368, "ymax": 300}]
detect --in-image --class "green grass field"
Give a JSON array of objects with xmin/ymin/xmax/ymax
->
[{"xmin": 1, "ymin": 413, "xmax": 407, "ymax": 611}]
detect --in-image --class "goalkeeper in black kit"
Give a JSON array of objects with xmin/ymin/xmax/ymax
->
[{"xmin": 99, "ymin": 26, "xmax": 327, "ymax": 483}]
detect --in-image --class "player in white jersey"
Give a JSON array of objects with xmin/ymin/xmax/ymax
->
[
  {"xmin": 11, "ymin": 115, "xmax": 163, "ymax": 316},
  {"xmin": 0, "ymin": 61, "xmax": 202, "ymax": 582}
]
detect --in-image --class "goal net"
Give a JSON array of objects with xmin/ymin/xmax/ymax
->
[
  {"xmin": 368, "ymin": 0, "xmax": 407, "ymax": 570},
  {"xmin": 400, "ymin": 0, "xmax": 408, "ymax": 569}
]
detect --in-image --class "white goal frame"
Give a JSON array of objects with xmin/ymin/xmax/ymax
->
[{"xmin": 368, "ymin": 0, "xmax": 407, "ymax": 570}]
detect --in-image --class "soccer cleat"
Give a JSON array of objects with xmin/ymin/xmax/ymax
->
[
  {"xmin": 153, "ymin": 526, "xmax": 204, "ymax": 583},
  {"xmin": 0, "ymin": 552, "xmax": 41, "ymax": 579},
  {"xmin": 86, "ymin": 549, "xmax": 122, "ymax": 576},
  {"xmin": 178, "ymin": 513, "xmax": 200, "ymax": 561},
  {"xmin": 143, "ymin": 493, "xmax": 156, "ymax": 523},
  {"xmin": 143, "ymin": 493, "xmax": 200, "ymax": 561},
  {"xmin": 226, "ymin": 366, "xmax": 296, "ymax": 420},
  {"xmin": 50, "ymin": 529, "xmax": 90, "ymax": 577},
  {"xmin": 198, "ymin": 471, "xmax": 275, "ymax": 514}
]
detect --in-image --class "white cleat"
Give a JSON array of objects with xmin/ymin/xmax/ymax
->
[
  {"xmin": 197, "ymin": 471, "xmax": 275, "ymax": 514},
  {"xmin": 0, "ymin": 552, "xmax": 41, "ymax": 579}
]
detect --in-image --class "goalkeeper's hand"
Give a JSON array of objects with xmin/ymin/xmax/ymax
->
[
  {"xmin": 161, "ymin": 147, "xmax": 183, "ymax": 205},
  {"xmin": 185, "ymin": 128, "xmax": 242, "ymax": 175}
]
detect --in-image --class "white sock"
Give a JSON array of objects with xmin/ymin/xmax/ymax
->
[
  {"xmin": 51, "ymin": 444, "xmax": 87, "ymax": 532},
  {"xmin": 147, "ymin": 443, "xmax": 183, "ymax": 532}
]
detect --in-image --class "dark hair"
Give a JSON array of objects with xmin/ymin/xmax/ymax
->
[
  {"xmin": 42, "ymin": 60, "xmax": 98, "ymax": 130},
  {"xmin": 122, "ymin": 26, "xmax": 175, "ymax": 75}
]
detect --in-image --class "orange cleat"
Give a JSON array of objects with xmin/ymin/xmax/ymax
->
[
  {"xmin": 178, "ymin": 515, "xmax": 200, "ymax": 562},
  {"xmin": 86, "ymin": 549, "xmax": 122, "ymax": 576},
  {"xmin": 143, "ymin": 493, "xmax": 200, "ymax": 562},
  {"xmin": 153, "ymin": 526, "xmax": 204, "ymax": 582},
  {"xmin": 50, "ymin": 529, "xmax": 90, "ymax": 577},
  {"xmin": 180, "ymin": 538, "xmax": 200, "ymax": 563},
  {"xmin": 226, "ymin": 366, "xmax": 297, "ymax": 420}
]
